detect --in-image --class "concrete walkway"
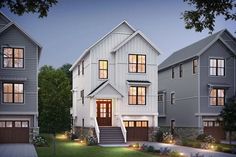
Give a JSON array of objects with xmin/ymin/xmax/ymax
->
[
  {"xmin": 0, "ymin": 144, "xmax": 38, "ymax": 157},
  {"xmin": 128, "ymin": 142, "xmax": 236, "ymax": 157}
]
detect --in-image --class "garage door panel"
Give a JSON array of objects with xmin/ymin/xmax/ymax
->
[
  {"xmin": 0, "ymin": 121, "xmax": 29, "ymax": 143},
  {"xmin": 124, "ymin": 121, "xmax": 148, "ymax": 141}
]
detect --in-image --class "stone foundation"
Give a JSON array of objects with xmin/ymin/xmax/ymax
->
[
  {"xmin": 148, "ymin": 127, "xmax": 159, "ymax": 141},
  {"xmin": 74, "ymin": 127, "xmax": 96, "ymax": 139},
  {"xmin": 159, "ymin": 127, "xmax": 200, "ymax": 139}
]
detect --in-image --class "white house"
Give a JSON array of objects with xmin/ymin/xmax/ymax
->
[{"xmin": 69, "ymin": 21, "xmax": 160, "ymax": 144}]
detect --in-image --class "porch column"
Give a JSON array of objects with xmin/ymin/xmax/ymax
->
[{"xmin": 153, "ymin": 115, "xmax": 158, "ymax": 127}]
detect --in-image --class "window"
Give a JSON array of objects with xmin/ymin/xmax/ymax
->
[
  {"xmin": 203, "ymin": 121, "xmax": 221, "ymax": 127},
  {"xmin": 158, "ymin": 94, "xmax": 163, "ymax": 102},
  {"xmin": 210, "ymin": 58, "xmax": 225, "ymax": 76},
  {"xmin": 6, "ymin": 121, "xmax": 12, "ymax": 127},
  {"xmin": 171, "ymin": 67, "xmax": 175, "ymax": 79},
  {"xmin": 21, "ymin": 121, "xmax": 28, "ymax": 127},
  {"xmin": 128, "ymin": 86, "xmax": 146, "ymax": 105},
  {"xmin": 179, "ymin": 64, "xmax": 183, "ymax": 78},
  {"xmin": 81, "ymin": 90, "xmax": 84, "ymax": 104},
  {"xmin": 170, "ymin": 92, "xmax": 175, "ymax": 104},
  {"xmin": 193, "ymin": 59, "xmax": 198, "ymax": 74},
  {"xmin": 0, "ymin": 122, "xmax": 5, "ymax": 127},
  {"xmin": 99, "ymin": 60, "xmax": 108, "ymax": 79},
  {"xmin": 3, "ymin": 47, "xmax": 24, "ymax": 68},
  {"xmin": 210, "ymin": 88, "xmax": 225, "ymax": 106},
  {"xmin": 82, "ymin": 60, "xmax": 84, "ymax": 75},
  {"xmin": 82, "ymin": 118, "xmax": 84, "ymax": 127},
  {"xmin": 128, "ymin": 54, "xmax": 146, "ymax": 73},
  {"xmin": 3, "ymin": 83, "xmax": 24, "ymax": 103},
  {"xmin": 123, "ymin": 121, "xmax": 148, "ymax": 127},
  {"xmin": 78, "ymin": 65, "xmax": 80, "ymax": 75}
]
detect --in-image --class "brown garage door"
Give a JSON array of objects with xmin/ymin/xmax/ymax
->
[
  {"xmin": 124, "ymin": 121, "xmax": 148, "ymax": 141},
  {"xmin": 0, "ymin": 121, "xmax": 29, "ymax": 143},
  {"xmin": 203, "ymin": 121, "xmax": 225, "ymax": 141}
]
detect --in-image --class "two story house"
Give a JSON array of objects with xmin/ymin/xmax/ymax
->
[
  {"xmin": 0, "ymin": 12, "xmax": 42, "ymax": 143},
  {"xmin": 70, "ymin": 21, "xmax": 160, "ymax": 144},
  {"xmin": 158, "ymin": 29, "xmax": 236, "ymax": 141}
]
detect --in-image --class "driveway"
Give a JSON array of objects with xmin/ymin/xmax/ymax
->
[
  {"xmin": 0, "ymin": 144, "xmax": 37, "ymax": 157},
  {"xmin": 128, "ymin": 142, "xmax": 236, "ymax": 157}
]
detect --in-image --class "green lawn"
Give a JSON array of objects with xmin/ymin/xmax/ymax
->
[{"xmin": 36, "ymin": 135, "xmax": 157, "ymax": 157}]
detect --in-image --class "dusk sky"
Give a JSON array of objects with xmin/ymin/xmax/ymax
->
[{"xmin": 1, "ymin": 0, "xmax": 235, "ymax": 68}]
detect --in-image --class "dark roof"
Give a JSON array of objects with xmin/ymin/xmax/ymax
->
[
  {"xmin": 88, "ymin": 80, "xmax": 108, "ymax": 96},
  {"xmin": 158, "ymin": 29, "xmax": 225, "ymax": 71},
  {"xmin": 127, "ymin": 80, "xmax": 151, "ymax": 83}
]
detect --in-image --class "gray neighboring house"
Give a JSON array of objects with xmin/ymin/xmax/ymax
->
[
  {"xmin": 158, "ymin": 29, "xmax": 236, "ymax": 141},
  {"xmin": 0, "ymin": 12, "xmax": 42, "ymax": 143}
]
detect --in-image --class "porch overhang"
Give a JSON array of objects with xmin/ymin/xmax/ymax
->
[
  {"xmin": 87, "ymin": 81, "xmax": 123, "ymax": 98},
  {"xmin": 126, "ymin": 80, "xmax": 151, "ymax": 86},
  {"xmin": 207, "ymin": 83, "xmax": 230, "ymax": 89}
]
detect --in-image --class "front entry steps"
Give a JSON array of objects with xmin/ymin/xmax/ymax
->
[{"xmin": 99, "ymin": 127, "xmax": 125, "ymax": 144}]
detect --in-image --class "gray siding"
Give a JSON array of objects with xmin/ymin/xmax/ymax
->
[
  {"xmin": 0, "ymin": 26, "xmax": 39, "ymax": 113},
  {"xmin": 158, "ymin": 60, "xmax": 199, "ymax": 127},
  {"xmin": 199, "ymin": 40, "xmax": 236, "ymax": 113}
]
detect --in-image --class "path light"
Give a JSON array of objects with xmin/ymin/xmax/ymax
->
[{"xmin": 179, "ymin": 152, "xmax": 184, "ymax": 156}]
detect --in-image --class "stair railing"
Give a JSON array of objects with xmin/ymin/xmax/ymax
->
[
  {"xmin": 118, "ymin": 115, "xmax": 127, "ymax": 143},
  {"xmin": 93, "ymin": 117, "xmax": 100, "ymax": 143}
]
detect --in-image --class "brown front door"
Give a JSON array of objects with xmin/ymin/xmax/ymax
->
[{"xmin": 97, "ymin": 100, "xmax": 112, "ymax": 126}]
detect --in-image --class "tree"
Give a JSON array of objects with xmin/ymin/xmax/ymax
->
[
  {"xmin": 39, "ymin": 65, "xmax": 71, "ymax": 133},
  {"xmin": 219, "ymin": 96, "xmax": 236, "ymax": 145},
  {"xmin": 0, "ymin": 0, "xmax": 58, "ymax": 18},
  {"xmin": 59, "ymin": 63, "xmax": 72, "ymax": 85},
  {"xmin": 182, "ymin": 0, "xmax": 236, "ymax": 33}
]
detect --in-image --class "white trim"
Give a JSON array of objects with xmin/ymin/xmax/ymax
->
[
  {"xmin": 121, "ymin": 113, "xmax": 158, "ymax": 116},
  {"xmin": 195, "ymin": 113, "xmax": 219, "ymax": 116},
  {"xmin": 197, "ymin": 56, "xmax": 201, "ymax": 128},
  {"xmin": 0, "ymin": 112, "xmax": 38, "ymax": 115},
  {"xmin": 69, "ymin": 20, "xmax": 135, "ymax": 71},
  {"xmin": 112, "ymin": 30, "xmax": 161, "ymax": 55},
  {"xmin": 219, "ymin": 37, "xmax": 235, "ymax": 54}
]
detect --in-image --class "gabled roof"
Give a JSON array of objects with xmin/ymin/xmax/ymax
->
[
  {"xmin": 159, "ymin": 29, "xmax": 236, "ymax": 71},
  {"xmin": 69, "ymin": 20, "xmax": 135, "ymax": 71},
  {"xmin": 112, "ymin": 30, "xmax": 161, "ymax": 55},
  {"xmin": 87, "ymin": 80, "xmax": 123, "ymax": 97},
  {"xmin": 0, "ymin": 12, "xmax": 42, "ymax": 56}
]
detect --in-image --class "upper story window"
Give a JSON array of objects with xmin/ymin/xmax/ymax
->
[
  {"xmin": 3, "ymin": 83, "xmax": 24, "ymax": 103},
  {"xmin": 179, "ymin": 64, "xmax": 183, "ymax": 78},
  {"xmin": 158, "ymin": 94, "xmax": 163, "ymax": 102},
  {"xmin": 170, "ymin": 92, "xmax": 175, "ymax": 104},
  {"xmin": 210, "ymin": 88, "xmax": 225, "ymax": 106},
  {"xmin": 82, "ymin": 60, "xmax": 84, "ymax": 75},
  {"xmin": 171, "ymin": 67, "xmax": 175, "ymax": 79},
  {"xmin": 81, "ymin": 90, "xmax": 84, "ymax": 104},
  {"xmin": 78, "ymin": 64, "xmax": 80, "ymax": 75},
  {"xmin": 128, "ymin": 86, "xmax": 146, "ymax": 105},
  {"xmin": 209, "ymin": 58, "xmax": 225, "ymax": 76},
  {"xmin": 3, "ymin": 47, "xmax": 24, "ymax": 68},
  {"xmin": 128, "ymin": 54, "xmax": 146, "ymax": 73},
  {"xmin": 99, "ymin": 60, "xmax": 108, "ymax": 79},
  {"xmin": 193, "ymin": 59, "xmax": 198, "ymax": 74}
]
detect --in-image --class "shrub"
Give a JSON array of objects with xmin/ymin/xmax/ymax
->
[
  {"xmin": 163, "ymin": 132, "xmax": 174, "ymax": 143},
  {"xmin": 86, "ymin": 135, "xmax": 97, "ymax": 146},
  {"xmin": 160, "ymin": 147, "xmax": 171, "ymax": 155},
  {"xmin": 203, "ymin": 135, "xmax": 215, "ymax": 144},
  {"xmin": 155, "ymin": 131, "xmax": 163, "ymax": 142},
  {"xmin": 140, "ymin": 144, "xmax": 148, "ymax": 151},
  {"xmin": 170, "ymin": 151, "xmax": 184, "ymax": 157},
  {"xmin": 147, "ymin": 145, "xmax": 154, "ymax": 152},
  {"xmin": 71, "ymin": 133, "xmax": 78, "ymax": 140},
  {"xmin": 33, "ymin": 135, "xmax": 48, "ymax": 147},
  {"xmin": 196, "ymin": 134, "xmax": 207, "ymax": 142}
]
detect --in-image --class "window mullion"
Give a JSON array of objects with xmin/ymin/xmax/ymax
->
[{"xmin": 136, "ymin": 55, "xmax": 138, "ymax": 73}]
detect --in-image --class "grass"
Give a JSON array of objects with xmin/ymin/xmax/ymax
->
[
  {"xmin": 36, "ymin": 134, "xmax": 157, "ymax": 157},
  {"xmin": 181, "ymin": 138, "xmax": 236, "ymax": 153}
]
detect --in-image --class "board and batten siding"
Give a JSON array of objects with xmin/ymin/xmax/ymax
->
[{"xmin": 116, "ymin": 34, "xmax": 158, "ymax": 114}]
